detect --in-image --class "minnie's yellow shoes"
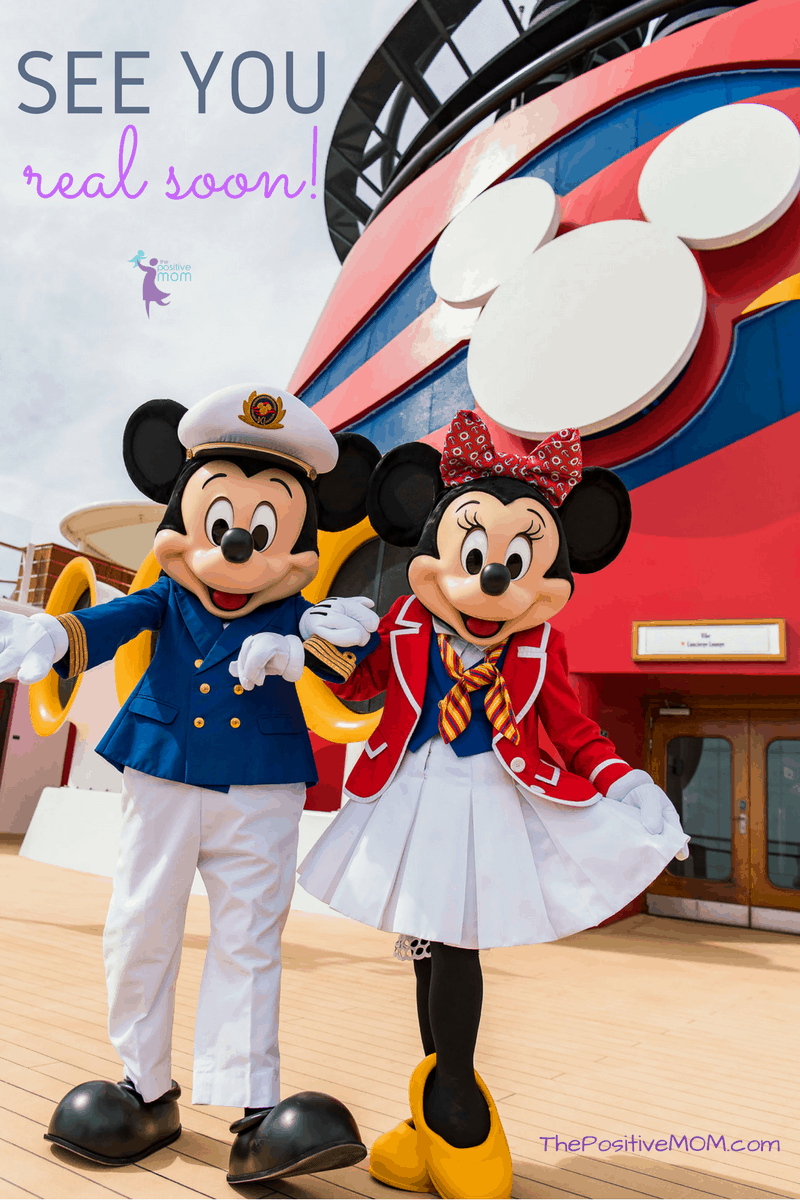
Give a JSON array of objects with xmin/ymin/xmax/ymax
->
[
  {"xmin": 369, "ymin": 1118, "xmax": 434, "ymax": 1193},
  {"xmin": 408, "ymin": 1054, "xmax": 513, "ymax": 1200},
  {"xmin": 369, "ymin": 1056, "xmax": 513, "ymax": 1199}
]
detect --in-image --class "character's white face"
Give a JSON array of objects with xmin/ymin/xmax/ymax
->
[
  {"xmin": 430, "ymin": 102, "xmax": 800, "ymax": 439},
  {"xmin": 407, "ymin": 490, "xmax": 572, "ymax": 646},
  {"xmin": 154, "ymin": 460, "xmax": 318, "ymax": 617}
]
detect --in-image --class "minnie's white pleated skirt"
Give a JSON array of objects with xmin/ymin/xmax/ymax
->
[{"xmin": 297, "ymin": 738, "xmax": 689, "ymax": 949}]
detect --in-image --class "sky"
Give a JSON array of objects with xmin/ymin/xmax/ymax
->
[{"xmin": 0, "ymin": 0, "xmax": 413, "ymax": 558}]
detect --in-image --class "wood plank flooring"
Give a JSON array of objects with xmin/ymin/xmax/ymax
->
[{"xmin": 0, "ymin": 847, "xmax": 798, "ymax": 1199}]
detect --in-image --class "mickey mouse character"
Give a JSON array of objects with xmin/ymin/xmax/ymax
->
[
  {"xmin": 0, "ymin": 384, "xmax": 382, "ymax": 1184},
  {"xmin": 298, "ymin": 409, "xmax": 689, "ymax": 1200}
]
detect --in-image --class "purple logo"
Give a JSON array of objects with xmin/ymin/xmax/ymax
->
[
  {"xmin": 132, "ymin": 253, "xmax": 170, "ymax": 318},
  {"xmin": 129, "ymin": 255, "xmax": 192, "ymax": 318}
]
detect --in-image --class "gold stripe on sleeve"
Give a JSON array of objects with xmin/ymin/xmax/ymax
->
[
  {"xmin": 303, "ymin": 635, "xmax": 358, "ymax": 681},
  {"xmin": 56, "ymin": 613, "xmax": 88, "ymax": 678}
]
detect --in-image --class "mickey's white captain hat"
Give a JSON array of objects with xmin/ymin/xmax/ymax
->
[{"xmin": 178, "ymin": 383, "xmax": 338, "ymax": 480}]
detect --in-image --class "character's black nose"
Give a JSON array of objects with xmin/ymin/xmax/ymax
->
[
  {"xmin": 480, "ymin": 563, "xmax": 511, "ymax": 596},
  {"xmin": 221, "ymin": 528, "xmax": 254, "ymax": 563}
]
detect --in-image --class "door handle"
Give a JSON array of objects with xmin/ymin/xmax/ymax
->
[{"xmin": 738, "ymin": 799, "xmax": 747, "ymax": 835}]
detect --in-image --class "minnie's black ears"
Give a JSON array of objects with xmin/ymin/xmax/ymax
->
[
  {"xmin": 123, "ymin": 399, "xmax": 188, "ymax": 503},
  {"xmin": 315, "ymin": 433, "xmax": 382, "ymax": 532},
  {"xmin": 365, "ymin": 444, "xmax": 629, "ymax": 566},
  {"xmin": 367, "ymin": 442, "xmax": 444, "ymax": 547},
  {"xmin": 559, "ymin": 466, "xmax": 631, "ymax": 573}
]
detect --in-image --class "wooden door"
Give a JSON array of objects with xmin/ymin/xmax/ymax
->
[
  {"xmin": 749, "ymin": 715, "xmax": 800, "ymax": 913},
  {"xmin": 649, "ymin": 711, "xmax": 750, "ymax": 906},
  {"xmin": 648, "ymin": 704, "xmax": 800, "ymax": 920}
]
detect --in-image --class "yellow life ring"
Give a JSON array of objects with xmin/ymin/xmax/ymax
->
[
  {"xmin": 113, "ymin": 520, "xmax": 383, "ymax": 743},
  {"xmin": 29, "ymin": 556, "xmax": 97, "ymax": 737},
  {"xmin": 114, "ymin": 550, "xmax": 161, "ymax": 706}
]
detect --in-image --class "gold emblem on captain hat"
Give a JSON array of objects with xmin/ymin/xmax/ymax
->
[{"xmin": 238, "ymin": 391, "xmax": 286, "ymax": 431}]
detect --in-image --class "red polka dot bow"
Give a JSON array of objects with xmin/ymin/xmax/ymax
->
[{"xmin": 440, "ymin": 410, "xmax": 582, "ymax": 508}]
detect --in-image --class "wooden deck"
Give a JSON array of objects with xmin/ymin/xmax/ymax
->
[{"xmin": 0, "ymin": 842, "xmax": 798, "ymax": 1200}]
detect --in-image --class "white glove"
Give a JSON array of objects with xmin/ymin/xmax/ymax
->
[
  {"xmin": 298, "ymin": 596, "xmax": 379, "ymax": 648},
  {"xmin": 606, "ymin": 769, "xmax": 690, "ymax": 860},
  {"xmin": 0, "ymin": 611, "xmax": 65, "ymax": 684},
  {"xmin": 229, "ymin": 632, "xmax": 305, "ymax": 690}
]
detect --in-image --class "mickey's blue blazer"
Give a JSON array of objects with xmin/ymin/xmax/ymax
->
[{"xmin": 54, "ymin": 575, "xmax": 378, "ymax": 791}]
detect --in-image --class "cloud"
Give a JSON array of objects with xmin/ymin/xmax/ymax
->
[{"xmin": 1, "ymin": 0, "xmax": 409, "ymax": 544}]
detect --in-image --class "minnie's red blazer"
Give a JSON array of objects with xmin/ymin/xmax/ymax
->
[{"xmin": 332, "ymin": 595, "xmax": 633, "ymax": 805}]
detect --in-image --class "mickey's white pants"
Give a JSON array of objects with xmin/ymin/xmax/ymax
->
[{"xmin": 103, "ymin": 767, "xmax": 306, "ymax": 1106}]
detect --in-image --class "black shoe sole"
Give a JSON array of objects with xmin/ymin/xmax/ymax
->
[
  {"xmin": 227, "ymin": 1140, "xmax": 367, "ymax": 1183},
  {"xmin": 44, "ymin": 1127, "xmax": 182, "ymax": 1166}
]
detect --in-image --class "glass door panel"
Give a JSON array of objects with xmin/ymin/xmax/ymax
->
[
  {"xmin": 650, "ymin": 714, "xmax": 749, "ymax": 906},
  {"xmin": 749, "ymin": 719, "xmax": 800, "ymax": 912},
  {"xmin": 665, "ymin": 737, "xmax": 732, "ymax": 881},
  {"xmin": 766, "ymin": 741, "xmax": 800, "ymax": 888}
]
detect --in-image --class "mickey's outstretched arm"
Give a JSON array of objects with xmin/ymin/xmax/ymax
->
[{"xmin": 0, "ymin": 577, "xmax": 170, "ymax": 684}]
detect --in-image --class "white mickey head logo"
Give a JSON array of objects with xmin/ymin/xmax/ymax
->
[
  {"xmin": 430, "ymin": 177, "xmax": 561, "ymax": 308},
  {"xmin": 429, "ymin": 103, "xmax": 800, "ymax": 438}
]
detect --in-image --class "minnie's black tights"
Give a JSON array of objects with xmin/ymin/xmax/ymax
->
[{"xmin": 413, "ymin": 943, "xmax": 491, "ymax": 1148}]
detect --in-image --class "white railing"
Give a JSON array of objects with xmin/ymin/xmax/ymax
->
[{"xmin": 0, "ymin": 541, "xmax": 36, "ymax": 604}]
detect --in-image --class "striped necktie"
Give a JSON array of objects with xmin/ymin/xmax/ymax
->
[{"xmin": 437, "ymin": 633, "xmax": 520, "ymax": 746}]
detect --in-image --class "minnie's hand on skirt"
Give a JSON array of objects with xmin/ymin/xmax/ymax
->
[{"xmin": 606, "ymin": 769, "xmax": 690, "ymax": 859}]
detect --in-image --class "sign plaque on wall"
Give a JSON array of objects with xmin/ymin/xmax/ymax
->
[{"xmin": 632, "ymin": 619, "xmax": 786, "ymax": 662}]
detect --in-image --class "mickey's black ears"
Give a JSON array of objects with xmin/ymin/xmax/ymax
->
[
  {"xmin": 559, "ymin": 466, "xmax": 631, "ymax": 573},
  {"xmin": 367, "ymin": 442, "xmax": 444, "ymax": 547},
  {"xmin": 123, "ymin": 399, "xmax": 188, "ymax": 504},
  {"xmin": 315, "ymin": 433, "xmax": 382, "ymax": 532}
]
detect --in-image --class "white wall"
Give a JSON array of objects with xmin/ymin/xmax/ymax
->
[{"xmin": 0, "ymin": 684, "xmax": 70, "ymax": 834}]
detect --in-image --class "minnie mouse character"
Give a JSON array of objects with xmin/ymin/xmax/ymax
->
[
  {"xmin": 298, "ymin": 409, "xmax": 689, "ymax": 1200},
  {"xmin": 0, "ymin": 384, "xmax": 382, "ymax": 1184}
]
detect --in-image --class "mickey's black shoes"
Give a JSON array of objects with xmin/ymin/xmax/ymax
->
[
  {"xmin": 44, "ymin": 1079, "xmax": 181, "ymax": 1165},
  {"xmin": 227, "ymin": 1091, "xmax": 367, "ymax": 1183}
]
